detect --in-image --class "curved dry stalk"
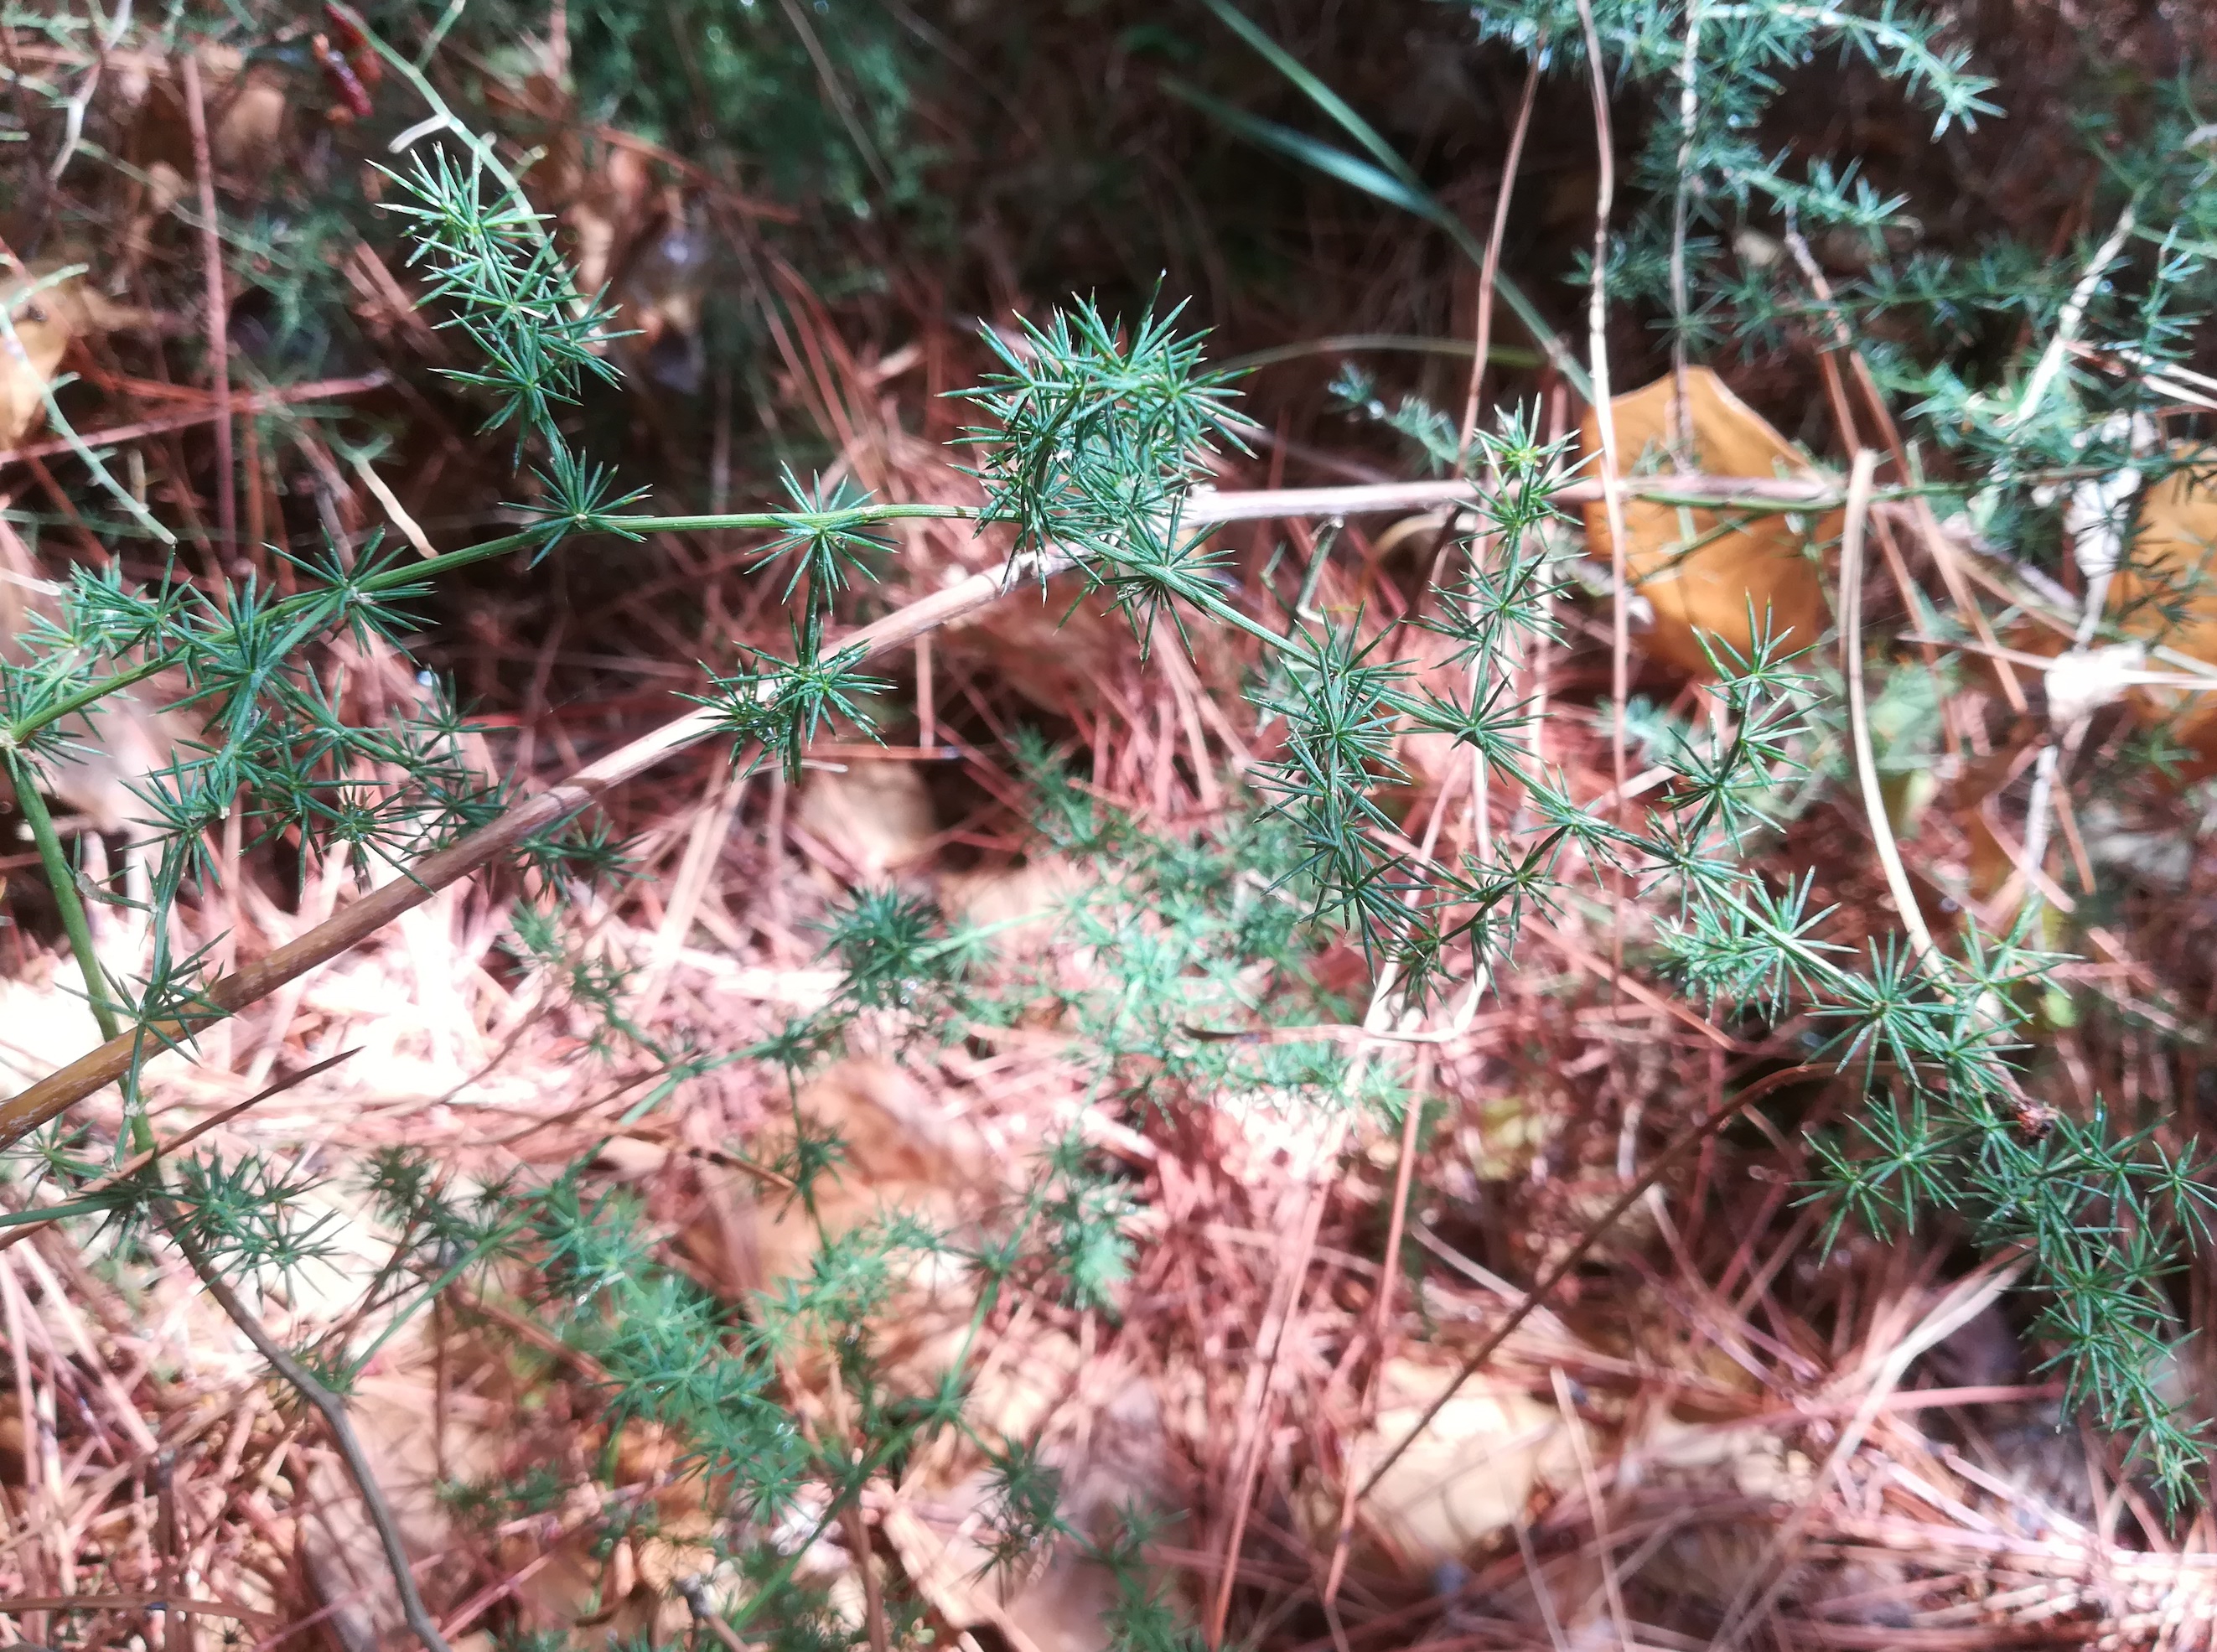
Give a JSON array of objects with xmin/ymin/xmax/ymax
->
[
  {"xmin": 1838, "ymin": 447, "xmax": 1942, "ymax": 969},
  {"xmin": 1456, "ymin": 58, "xmax": 1541, "ymax": 463}
]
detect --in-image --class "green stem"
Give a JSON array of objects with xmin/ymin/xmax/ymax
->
[
  {"xmin": 8, "ymin": 749, "xmax": 122, "ymax": 1046},
  {"xmin": 0, "ymin": 1194, "xmax": 127, "ymax": 1228},
  {"xmin": 3, "ymin": 531, "xmax": 546, "ymax": 749},
  {"xmin": 14, "ymin": 655, "xmax": 171, "ymax": 745},
  {"xmin": 0, "ymin": 505, "xmax": 957, "ymax": 749},
  {"xmin": 355, "ymin": 528, "xmax": 549, "ymax": 591},
  {"xmin": 330, "ymin": 0, "xmax": 552, "ymax": 265},
  {"xmin": 610, "ymin": 504, "xmax": 979, "ymax": 535}
]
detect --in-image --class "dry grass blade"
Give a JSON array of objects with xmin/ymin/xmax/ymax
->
[
  {"xmin": 1575, "ymin": 0, "xmax": 1634, "ymax": 831},
  {"xmin": 1838, "ymin": 447, "xmax": 1942, "ymax": 968},
  {"xmin": 179, "ymin": 52, "xmax": 234, "ymax": 548}
]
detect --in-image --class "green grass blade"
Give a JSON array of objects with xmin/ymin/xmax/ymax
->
[
  {"xmin": 1197, "ymin": 0, "xmax": 1426, "ymax": 189},
  {"xmin": 1161, "ymin": 73, "xmax": 1592, "ymax": 401},
  {"xmin": 1162, "ymin": 76, "xmax": 1450, "ymax": 225}
]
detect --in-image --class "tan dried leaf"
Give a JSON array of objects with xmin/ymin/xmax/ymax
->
[
  {"xmin": 0, "ymin": 272, "xmax": 75, "ymax": 447},
  {"xmin": 1579, "ymin": 367, "xmax": 1834, "ymax": 676},
  {"xmin": 1340, "ymin": 1354, "xmax": 1574, "ymax": 1569},
  {"xmin": 2108, "ymin": 453, "xmax": 2217, "ymax": 774},
  {"xmin": 797, "ymin": 760, "xmax": 938, "ymax": 883}
]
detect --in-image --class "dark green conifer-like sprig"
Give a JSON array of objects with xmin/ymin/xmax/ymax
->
[
  {"xmin": 0, "ymin": 89, "xmax": 1263, "ymax": 1652},
  {"xmin": 755, "ymin": 469, "xmax": 891, "ymax": 610},
  {"xmin": 1074, "ymin": 328, "xmax": 2214, "ymax": 1500},
  {"xmin": 1630, "ymin": 640, "xmax": 2214, "ymax": 1504},
  {"xmin": 688, "ymin": 615, "xmax": 892, "ymax": 782},
  {"xmin": 977, "ymin": 1438, "xmax": 1073, "ymax": 1578},
  {"xmin": 1329, "ymin": 364, "xmax": 1464, "ymax": 474},
  {"xmin": 816, "ymin": 885, "xmax": 981, "ymax": 1018},
  {"xmin": 961, "ymin": 295, "xmax": 1255, "ymax": 585},
  {"xmin": 1039, "ymin": 1133, "xmax": 1138, "ymax": 1314},
  {"xmin": 168, "ymin": 1152, "xmax": 343, "ymax": 1287},
  {"xmin": 1468, "ymin": 0, "xmax": 1994, "ymax": 348},
  {"xmin": 1092, "ymin": 1506, "xmax": 1210, "ymax": 1652},
  {"xmin": 1252, "ymin": 620, "xmax": 1418, "ymax": 946},
  {"xmin": 378, "ymin": 147, "xmax": 624, "ymax": 438}
]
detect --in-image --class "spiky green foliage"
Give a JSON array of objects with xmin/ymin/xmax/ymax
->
[
  {"xmin": 8, "ymin": 13, "xmax": 2217, "ymax": 1649},
  {"xmin": 381, "ymin": 147, "xmax": 625, "ymax": 438},
  {"xmin": 962, "ymin": 297, "xmax": 1253, "ymax": 626}
]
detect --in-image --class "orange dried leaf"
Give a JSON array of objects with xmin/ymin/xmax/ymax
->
[
  {"xmin": 2109, "ymin": 455, "xmax": 2217, "ymax": 774},
  {"xmin": 0, "ymin": 273, "xmax": 75, "ymax": 448},
  {"xmin": 1579, "ymin": 367, "xmax": 1834, "ymax": 676}
]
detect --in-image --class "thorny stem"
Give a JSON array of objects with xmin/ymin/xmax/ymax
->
[
  {"xmin": 0, "ymin": 546, "xmax": 1070, "ymax": 1148},
  {"xmin": 158, "ymin": 1202, "xmax": 455, "ymax": 1652},
  {"xmin": 1708, "ymin": 1, "xmax": 1984, "ymax": 108},
  {"xmin": 613, "ymin": 504, "xmax": 974, "ymax": 534},
  {"xmin": 3, "ymin": 479, "xmax": 1878, "ymax": 753},
  {"xmin": 3, "ymin": 522, "xmax": 546, "ymax": 751},
  {"xmin": 1318, "ymin": 623, "xmax": 1493, "ymax": 1609},
  {"xmin": 10, "ymin": 444, "xmax": 1665, "ymax": 1146},
  {"xmin": 0, "ymin": 465, "xmax": 2033, "ymax": 794},
  {"xmin": 8, "ymin": 650, "xmax": 171, "ymax": 748}
]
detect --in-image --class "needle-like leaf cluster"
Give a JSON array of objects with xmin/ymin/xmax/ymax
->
[{"xmin": 6, "ymin": 18, "xmax": 2217, "ymax": 1647}]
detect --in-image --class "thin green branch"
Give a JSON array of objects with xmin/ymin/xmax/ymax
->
[{"xmin": 8, "ymin": 748, "xmax": 122, "ymax": 1044}]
